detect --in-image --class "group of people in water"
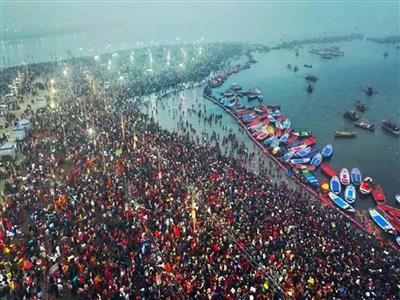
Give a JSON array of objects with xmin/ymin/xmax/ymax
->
[{"xmin": 0, "ymin": 45, "xmax": 399, "ymax": 299}]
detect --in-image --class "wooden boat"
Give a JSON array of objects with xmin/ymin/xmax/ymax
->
[
  {"xmin": 275, "ymin": 121, "xmax": 283, "ymax": 130},
  {"xmin": 303, "ymin": 137, "xmax": 317, "ymax": 146},
  {"xmin": 321, "ymin": 144, "xmax": 333, "ymax": 158},
  {"xmin": 293, "ymin": 164, "xmax": 315, "ymax": 171},
  {"xmin": 376, "ymin": 204, "xmax": 400, "ymax": 231},
  {"xmin": 283, "ymin": 150, "xmax": 295, "ymax": 162},
  {"xmin": 330, "ymin": 176, "xmax": 341, "ymax": 194},
  {"xmin": 369, "ymin": 208, "xmax": 395, "ymax": 233},
  {"xmin": 302, "ymin": 170, "xmax": 319, "ymax": 187},
  {"xmin": 396, "ymin": 194, "xmax": 400, "ymax": 205},
  {"xmin": 289, "ymin": 144, "xmax": 306, "ymax": 153},
  {"xmin": 266, "ymin": 125, "xmax": 275, "ymax": 135},
  {"xmin": 304, "ymin": 64, "xmax": 312, "ymax": 68},
  {"xmin": 320, "ymin": 163, "xmax": 336, "ymax": 178},
  {"xmin": 279, "ymin": 133, "xmax": 289, "ymax": 144},
  {"xmin": 360, "ymin": 177, "xmax": 372, "ymax": 194},
  {"xmin": 310, "ymin": 153, "xmax": 322, "ymax": 167},
  {"xmin": 355, "ymin": 100, "xmax": 366, "ymax": 112},
  {"xmin": 344, "ymin": 185, "xmax": 356, "ymax": 204},
  {"xmin": 343, "ymin": 110, "xmax": 359, "ymax": 121},
  {"xmin": 275, "ymin": 128, "xmax": 283, "ymax": 138},
  {"xmin": 335, "ymin": 131, "xmax": 357, "ymax": 138},
  {"xmin": 354, "ymin": 120, "xmax": 375, "ymax": 131},
  {"xmin": 329, "ymin": 192, "xmax": 355, "ymax": 213},
  {"xmin": 339, "ymin": 168, "xmax": 350, "ymax": 185},
  {"xmin": 285, "ymin": 135, "xmax": 298, "ymax": 146},
  {"xmin": 283, "ymin": 119, "xmax": 291, "ymax": 129},
  {"xmin": 382, "ymin": 120, "xmax": 400, "ymax": 136},
  {"xmin": 256, "ymin": 131, "xmax": 269, "ymax": 141},
  {"xmin": 293, "ymin": 131, "xmax": 312, "ymax": 138},
  {"xmin": 290, "ymin": 157, "xmax": 310, "ymax": 164},
  {"xmin": 350, "ymin": 168, "xmax": 362, "ymax": 185},
  {"xmin": 294, "ymin": 147, "xmax": 312, "ymax": 157},
  {"xmin": 264, "ymin": 136, "xmax": 277, "ymax": 145},
  {"xmin": 371, "ymin": 183, "xmax": 386, "ymax": 203},
  {"xmin": 305, "ymin": 149, "xmax": 319, "ymax": 159}
]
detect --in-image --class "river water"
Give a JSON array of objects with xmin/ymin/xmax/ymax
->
[{"xmin": 147, "ymin": 40, "xmax": 400, "ymax": 210}]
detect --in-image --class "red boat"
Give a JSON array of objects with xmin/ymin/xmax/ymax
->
[
  {"xmin": 320, "ymin": 163, "xmax": 337, "ymax": 178},
  {"xmin": 371, "ymin": 183, "xmax": 386, "ymax": 203},
  {"xmin": 303, "ymin": 137, "xmax": 317, "ymax": 146},
  {"xmin": 276, "ymin": 115, "xmax": 286, "ymax": 122},
  {"xmin": 283, "ymin": 128, "xmax": 293, "ymax": 135},
  {"xmin": 377, "ymin": 204, "xmax": 400, "ymax": 231},
  {"xmin": 252, "ymin": 131, "xmax": 264, "ymax": 138},
  {"xmin": 285, "ymin": 135, "xmax": 298, "ymax": 145},
  {"xmin": 256, "ymin": 131, "xmax": 269, "ymax": 141},
  {"xmin": 247, "ymin": 118, "xmax": 261, "ymax": 127},
  {"xmin": 262, "ymin": 118, "xmax": 270, "ymax": 126},
  {"xmin": 275, "ymin": 128, "xmax": 282, "ymax": 138},
  {"xmin": 293, "ymin": 164, "xmax": 316, "ymax": 171}
]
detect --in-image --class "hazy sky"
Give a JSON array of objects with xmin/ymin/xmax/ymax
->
[{"xmin": 2, "ymin": 1, "xmax": 399, "ymax": 44}]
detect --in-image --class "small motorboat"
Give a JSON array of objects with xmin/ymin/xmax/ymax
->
[
  {"xmin": 294, "ymin": 147, "xmax": 312, "ymax": 157},
  {"xmin": 321, "ymin": 144, "xmax": 333, "ymax": 158},
  {"xmin": 289, "ymin": 144, "xmax": 306, "ymax": 153},
  {"xmin": 354, "ymin": 120, "xmax": 375, "ymax": 131},
  {"xmin": 302, "ymin": 137, "xmax": 317, "ymax": 146},
  {"xmin": 382, "ymin": 120, "xmax": 400, "ymax": 136},
  {"xmin": 335, "ymin": 131, "xmax": 357, "ymax": 138},
  {"xmin": 290, "ymin": 157, "xmax": 310, "ymax": 164},
  {"xmin": 256, "ymin": 131, "xmax": 269, "ymax": 141},
  {"xmin": 369, "ymin": 208, "xmax": 395, "ymax": 233},
  {"xmin": 304, "ymin": 64, "xmax": 312, "ymax": 68},
  {"xmin": 320, "ymin": 163, "xmax": 337, "ymax": 178},
  {"xmin": 306, "ymin": 84, "xmax": 313, "ymax": 93},
  {"xmin": 355, "ymin": 100, "xmax": 366, "ymax": 112},
  {"xmin": 302, "ymin": 170, "xmax": 319, "ymax": 187},
  {"xmin": 310, "ymin": 153, "xmax": 322, "ymax": 167},
  {"xmin": 365, "ymin": 84, "xmax": 374, "ymax": 96},
  {"xmin": 285, "ymin": 135, "xmax": 298, "ymax": 146},
  {"xmin": 279, "ymin": 133, "xmax": 289, "ymax": 144},
  {"xmin": 305, "ymin": 74, "xmax": 317, "ymax": 82},
  {"xmin": 275, "ymin": 121, "xmax": 283, "ymax": 130},
  {"xmin": 293, "ymin": 131, "xmax": 312, "ymax": 138},
  {"xmin": 371, "ymin": 183, "xmax": 386, "ymax": 203},
  {"xmin": 344, "ymin": 185, "xmax": 356, "ymax": 204},
  {"xmin": 350, "ymin": 168, "xmax": 362, "ymax": 185},
  {"xmin": 339, "ymin": 168, "xmax": 350, "ymax": 185},
  {"xmin": 360, "ymin": 177, "xmax": 372, "ymax": 194},
  {"xmin": 283, "ymin": 150, "xmax": 295, "ymax": 162},
  {"xmin": 282, "ymin": 119, "xmax": 291, "ymax": 129},
  {"xmin": 396, "ymin": 194, "xmax": 400, "ymax": 205},
  {"xmin": 329, "ymin": 192, "xmax": 355, "ymax": 213},
  {"xmin": 264, "ymin": 136, "xmax": 277, "ymax": 145},
  {"xmin": 343, "ymin": 110, "xmax": 359, "ymax": 121},
  {"xmin": 330, "ymin": 176, "xmax": 341, "ymax": 194}
]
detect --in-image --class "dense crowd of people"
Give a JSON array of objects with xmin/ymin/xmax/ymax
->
[{"xmin": 0, "ymin": 45, "xmax": 399, "ymax": 299}]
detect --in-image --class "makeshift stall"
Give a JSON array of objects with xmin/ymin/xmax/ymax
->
[
  {"xmin": 35, "ymin": 96, "xmax": 47, "ymax": 109},
  {"xmin": 13, "ymin": 124, "xmax": 26, "ymax": 141},
  {"xmin": 18, "ymin": 119, "xmax": 31, "ymax": 131},
  {"xmin": 0, "ymin": 142, "xmax": 16, "ymax": 160}
]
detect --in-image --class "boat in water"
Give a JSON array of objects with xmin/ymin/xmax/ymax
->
[
  {"xmin": 305, "ymin": 74, "xmax": 317, "ymax": 82},
  {"xmin": 382, "ymin": 120, "xmax": 400, "ymax": 136},
  {"xmin": 320, "ymin": 163, "xmax": 336, "ymax": 178},
  {"xmin": 302, "ymin": 170, "xmax": 319, "ymax": 187},
  {"xmin": 339, "ymin": 168, "xmax": 350, "ymax": 185},
  {"xmin": 294, "ymin": 147, "xmax": 312, "ymax": 157},
  {"xmin": 306, "ymin": 84, "xmax": 313, "ymax": 93},
  {"xmin": 344, "ymin": 185, "xmax": 356, "ymax": 203},
  {"xmin": 360, "ymin": 177, "xmax": 372, "ymax": 194},
  {"xmin": 369, "ymin": 208, "xmax": 395, "ymax": 234},
  {"xmin": 321, "ymin": 144, "xmax": 333, "ymax": 158},
  {"xmin": 310, "ymin": 153, "xmax": 322, "ymax": 167},
  {"xmin": 354, "ymin": 120, "xmax": 375, "ymax": 131},
  {"xmin": 396, "ymin": 194, "xmax": 400, "ymax": 205},
  {"xmin": 355, "ymin": 100, "xmax": 366, "ymax": 112},
  {"xmin": 350, "ymin": 168, "xmax": 362, "ymax": 185},
  {"xmin": 293, "ymin": 131, "xmax": 312, "ymax": 138},
  {"xmin": 343, "ymin": 110, "xmax": 359, "ymax": 121},
  {"xmin": 304, "ymin": 64, "xmax": 312, "ymax": 68},
  {"xmin": 330, "ymin": 176, "xmax": 341, "ymax": 194},
  {"xmin": 371, "ymin": 183, "xmax": 386, "ymax": 203},
  {"xmin": 365, "ymin": 84, "xmax": 374, "ymax": 96},
  {"xmin": 335, "ymin": 131, "xmax": 357, "ymax": 138},
  {"xmin": 283, "ymin": 150, "xmax": 295, "ymax": 162},
  {"xmin": 329, "ymin": 192, "xmax": 355, "ymax": 213},
  {"xmin": 290, "ymin": 157, "xmax": 310, "ymax": 164}
]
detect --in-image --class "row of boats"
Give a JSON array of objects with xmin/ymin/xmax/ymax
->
[
  {"xmin": 309, "ymin": 45, "xmax": 344, "ymax": 59},
  {"xmin": 205, "ymin": 77, "xmax": 400, "ymax": 247},
  {"xmin": 342, "ymin": 110, "xmax": 399, "ymax": 135}
]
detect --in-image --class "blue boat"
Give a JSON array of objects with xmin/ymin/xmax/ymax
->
[
  {"xmin": 321, "ymin": 144, "xmax": 333, "ymax": 158},
  {"xmin": 302, "ymin": 170, "xmax": 319, "ymax": 187},
  {"xmin": 289, "ymin": 140, "xmax": 302, "ymax": 147},
  {"xmin": 344, "ymin": 185, "xmax": 356, "ymax": 203},
  {"xmin": 283, "ymin": 151, "xmax": 295, "ymax": 162},
  {"xmin": 283, "ymin": 119, "xmax": 291, "ymax": 129},
  {"xmin": 329, "ymin": 192, "xmax": 355, "ymax": 213},
  {"xmin": 305, "ymin": 149, "xmax": 318, "ymax": 159},
  {"xmin": 279, "ymin": 133, "xmax": 289, "ymax": 144},
  {"xmin": 295, "ymin": 147, "xmax": 312, "ymax": 157},
  {"xmin": 330, "ymin": 176, "xmax": 341, "ymax": 194},
  {"xmin": 310, "ymin": 153, "xmax": 322, "ymax": 167},
  {"xmin": 264, "ymin": 136, "xmax": 276, "ymax": 145},
  {"xmin": 369, "ymin": 208, "xmax": 395, "ymax": 233},
  {"xmin": 290, "ymin": 157, "xmax": 310, "ymax": 164},
  {"xmin": 351, "ymin": 168, "xmax": 362, "ymax": 185}
]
